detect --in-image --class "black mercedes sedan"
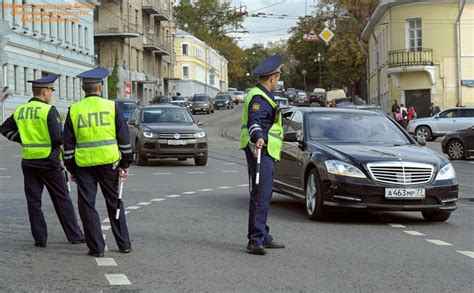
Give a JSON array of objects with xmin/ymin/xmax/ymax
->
[
  {"xmin": 441, "ymin": 126, "xmax": 474, "ymax": 160},
  {"xmin": 273, "ymin": 108, "xmax": 458, "ymax": 222}
]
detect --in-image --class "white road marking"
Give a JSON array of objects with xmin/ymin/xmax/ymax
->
[
  {"xmin": 223, "ymin": 163, "xmax": 236, "ymax": 165},
  {"xmin": 388, "ymin": 223, "xmax": 406, "ymax": 228},
  {"xmin": 128, "ymin": 173, "xmax": 135, "ymax": 176},
  {"xmin": 152, "ymin": 172, "xmax": 171, "ymax": 175},
  {"xmin": 96, "ymin": 258, "xmax": 117, "ymax": 266},
  {"xmin": 102, "ymin": 218, "xmax": 110, "ymax": 223},
  {"xmin": 126, "ymin": 206, "xmax": 140, "ymax": 210},
  {"xmin": 221, "ymin": 170, "xmax": 239, "ymax": 173},
  {"xmin": 181, "ymin": 192, "xmax": 195, "ymax": 195},
  {"xmin": 457, "ymin": 251, "xmax": 474, "ymax": 258},
  {"xmin": 187, "ymin": 171, "xmax": 206, "ymax": 174},
  {"xmin": 105, "ymin": 274, "xmax": 131, "ymax": 285},
  {"xmin": 137, "ymin": 202, "xmax": 151, "ymax": 205},
  {"xmin": 236, "ymin": 184, "xmax": 248, "ymax": 187},
  {"xmin": 167, "ymin": 194, "xmax": 182, "ymax": 197},
  {"xmin": 426, "ymin": 239, "xmax": 452, "ymax": 246},
  {"xmin": 218, "ymin": 186, "xmax": 233, "ymax": 189},
  {"xmin": 101, "ymin": 226, "xmax": 111, "ymax": 231},
  {"xmin": 124, "ymin": 211, "xmax": 130, "ymax": 215},
  {"xmin": 0, "ymin": 168, "xmax": 7, "ymax": 170},
  {"xmin": 103, "ymin": 234, "xmax": 106, "ymax": 240},
  {"xmin": 151, "ymin": 198, "xmax": 165, "ymax": 202},
  {"xmin": 404, "ymin": 231, "xmax": 425, "ymax": 236},
  {"xmin": 105, "ymin": 245, "xmax": 109, "ymax": 252},
  {"xmin": 0, "ymin": 176, "xmax": 12, "ymax": 179},
  {"xmin": 198, "ymin": 188, "xmax": 213, "ymax": 192}
]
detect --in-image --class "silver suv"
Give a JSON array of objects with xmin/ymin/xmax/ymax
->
[{"xmin": 407, "ymin": 107, "xmax": 474, "ymax": 141}]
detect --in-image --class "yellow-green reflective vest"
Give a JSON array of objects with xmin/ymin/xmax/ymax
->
[
  {"xmin": 70, "ymin": 96, "xmax": 120, "ymax": 167},
  {"xmin": 13, "ymin": 100, "xmax": 52, "ymax": 159},
  {"xmin": 239, "ymin": 87, "xmax": 283, "ymax": 161}
]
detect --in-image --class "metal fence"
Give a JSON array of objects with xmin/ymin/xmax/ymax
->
[{"xmin": 388, "ymin": 49, "xmax": 433, "ymax": 67}]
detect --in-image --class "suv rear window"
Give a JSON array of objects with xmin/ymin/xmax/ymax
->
[
  {"xmin": 460, "ymin": 109, "xmax": 474, "ymax": 117},
  {"xmin": 192, "ymin": 95, "xmax": 209, "ymax": 102}
]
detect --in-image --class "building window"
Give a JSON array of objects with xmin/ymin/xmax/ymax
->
[
  {"xmin": 84, "ymin": 27, "xmax": 89, "ymax": 50},
  {"xmin": 407, "ymin": 18, "xmax": 422, "ymax": 51},
  {"xmin": 71, "ymin": 22, "xmax": 76, "ymax": 45},
  {"xmin": 78, "ymin": 24, "xmax": 82, "ymax": 47},
  {"xmin": 182, "ymin": 66, "xmax": 189, "ymax": 79},
  {"xmin": 93, "ymin": 6, "xmax": 99, "ymax": 22},
  {"xmin": 23, "ymin": 67, "xmax": 29, "ymax": 95},
  {"xmin": 182, "ymin": 44, "xmax": 188, "ymax": 55},
  {"xmin": 72, "ymin": 77, "xmax": 76, "ymax": 100},
  {"xmin": 14, "ymin": 65, "xmax": 19, "ymax": 93}
]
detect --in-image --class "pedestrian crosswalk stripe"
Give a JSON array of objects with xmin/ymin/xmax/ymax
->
[
  {"xmin": 199, "ymin": 188, "xmax": 213, "ymax": 192},
  {"xmin": 236, "ymin": 184, "xmax": 248, "ymax": 187},
  {"xmin": 426, "ymin": 239, "xmax": 452, "ymax": 246},
  {"xmin": 388, "ymin": 223, "xmax": 406, "ymax": 228},
  {"xmin": 137, "ymin": 202, "xmax": 151, "ymax": 205},
  {"xmin": 152, "ymin": 172, "xmax": 171, "ymax": 175},
  {"xmin": 103, "ymin": 218, "xmax": 110, "ymax": 223},
  {"xmin": 181, "ymin": 192, "xmax": 195, "ymax": 195},
  {"xmin": 96, "ymin": 258, "xmax": 117, "ymax": 266},
  {"xmin": 101, "ymin": 225, "xmax": 111, "ymax": 231},
  {"xmin": 457, "ymin": 251, "xmax": 474, "ymax": 258},
  {"xmin": 105, "ymin": 274, "xmax": 131, "ymax": 285},
  {"xmin": 187, "ymin": 171, "xmax": 206, "ymax": 174},
  {"xmin": 168, "ymin": 194, "xmax": 183, "ymax": 197},
  {"xmin": 151, "ymin": 198, "xmax": 165, "ymax": 202},
  {"xmin": 126, "ymin": 206, "xmax": 140, "ymax": 210},
  {"xmin": 221, "ymin": 170, "xmax": 239, "ymax": 173},
  {"xmin": 0, "ymin": 176, "xmax": 12, "ymax": 179},
  {"xmin": 404, "ymin": 230, "xmax": 425, "ymax": 236},
  {"xmin": 218, "ymin": 186, "xmax": 232, "ymax": 189}
]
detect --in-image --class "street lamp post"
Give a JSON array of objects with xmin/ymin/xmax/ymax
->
[{"xmin": 315, "ymin": 52, "xmax": 322, "ymax": 87}]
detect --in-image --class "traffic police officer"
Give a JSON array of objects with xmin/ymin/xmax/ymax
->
[
  {"xmin": 63, "ymin": 68, "xmax": 133, "ymax": 257},
  {"xmin": 1, "ymin": 74, "xmax": 85, "ymax": 248},
  {"xmin": 240, "ymin": 55, "xmax": 285, "ymax": 255}
]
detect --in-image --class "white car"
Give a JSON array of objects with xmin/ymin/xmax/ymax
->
[
  {"xmin": 407, "ymin": 107, "xmax": 474, "ymax": 141},
  {"xmin": 233, "ymin": 91, "xmax": 246, "ymax": 103}
]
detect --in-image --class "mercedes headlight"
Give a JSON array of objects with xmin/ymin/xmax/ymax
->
[
  {"xmin": 194, "ymin": 131, "xmax": 206, "ymax": 138},
  {"xmin": 325, "ymin": 160, "xmax": 366, "ymax": 178},
  {"xmin": 143, "ymin": 131, "xmax": 155, "ymax": 138},
  {"xmin": 435, "ymin": 163, "xmax": 456, "ymax": 181}
]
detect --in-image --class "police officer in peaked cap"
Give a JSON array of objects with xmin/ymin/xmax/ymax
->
[
  {"xmin": 1, "ymin": 74, "xmax": 85, "ymax": 248},
  {"xmin": 239, "ymin": 55, "xmax": 286, "ymax": 255},
  {"xmin": 63, "ymin": 68, "xmax": 133, "ymax": 257}
]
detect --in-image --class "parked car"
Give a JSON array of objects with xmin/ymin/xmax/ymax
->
[
  {"xmin": 170, "ymin": 100, "xmax": 188, "ymax": 108},
  {"xmin": 337, "ymin": 104, "xmax": 385, "ymax": 115},
  {"xmin": 441, "ymin": 126, "xmax": 474, "ymax": 160},
  {"xmin": 214, "ymin": 94, "xmax": 234, "ymax": 109},
  {"xmin": 233, "ymin": 91, "xmax": 246, "ymax": 104},
  {"xmin": 115, "ymin": 99, "xmax": 139, "ymax": 122},
  {"xmin": 284, "ymin": 88, "xmax": 298, "ymax": 102},
  {"xmin": 292, "ymin": 91, "xmax": 310, "ymax": 106},
  {"xmin": 151, "ymin": 96, "xmax": 171, "ymax": 104},
  {"xmin": 275, "ymin": 97, "xmax": 290, "ymax": 108},
  {"xmin": 172, "ymin": 95, "xmax": 191, "ymax": 110},
  {"xmin": 326, "ymin": 89, "xmax": 346, "ymax": 107},
  {"xmin": 190, "ymin": 94, "xmax": 214, "ymax": 114},
  {"xmin": 407, "ymin": 107, "xmax": 474, "ymax": 141},
  {"xmin": 273, "ymin": 107, "xmax": 458, "ymax": 222},
  {"xmin": 310, "ymin": 88, "xmax": 326, "ymax": 107},
  {"xmin": 128, "ymin": 104, "xmax": 208, "ymax": 166}
]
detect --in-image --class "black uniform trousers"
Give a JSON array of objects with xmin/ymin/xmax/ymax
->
[
  {"xmin": 22, "ymin": 166, "xmax": 84, "ymax": 244},
  {"xmin": 75, "ymin": 164, "xmax": 131, "ymax": 254}
]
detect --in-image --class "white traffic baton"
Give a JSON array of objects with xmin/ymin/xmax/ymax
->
[
  {"xmin": 64, "ymin": 169, "xmax": 71, "ymax": 192},
  {"xmin": 255, "ymin": 148, "xmax": 261, "ymax": 185},
  {"xmin": 115, "ymin": 177, "xmax": 124, "ymax": 220}
]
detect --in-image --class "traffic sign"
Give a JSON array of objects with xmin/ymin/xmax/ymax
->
[
  {"xmin": 303, "ymin": 28, "xmax": 318, "ymax": 42},
  {"xmin": 319, "ymin": 27, "xmax": 335, "ymax": 45},
  {"xmin": 301, "ymin": 69, "xmax": 307, "ymax": 75}
]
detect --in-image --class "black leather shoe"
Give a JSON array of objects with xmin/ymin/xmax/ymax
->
[
  {"xmin": 87, "ymin": 250, "xmax": 104, "ymax": 257},
  {"xmin": 34, "ymin": 242, "xmax": 46, "ymax": 248},
  {"xmin": 70, "ymin": 238, "xmax": 86, "ymax": 244},
  {"xmin": 246, "ymin": 244, "xmax": 266, "ymax": 255},
  {"xmin": 263, "ymin": 240, "xmax": 285, "ymax": 249},
  {"xmin": 119, "ymin": 248, "xmax": 132, "ymax": 253}
]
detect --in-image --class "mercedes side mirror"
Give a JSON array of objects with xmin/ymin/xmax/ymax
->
[
  {"xmin": 283, "ymin": 131, "xmax": 298, "ymax": 142},
  {"xmin": 416, "ymin": 135, "xmax": 426, "ymax": 146}
]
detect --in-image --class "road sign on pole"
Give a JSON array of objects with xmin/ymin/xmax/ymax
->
[
  {"xmin": 303, "ymin": 28, "xmax": 318, "ymax": 42},
  {"xmin": 319, "ymin": 27, "xmax": 335, "ymax": 45}
]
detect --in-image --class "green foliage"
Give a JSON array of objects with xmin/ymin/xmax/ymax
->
[{"xmin": 107, "ymin": 49, "xmax": 120, "ymax": 100}]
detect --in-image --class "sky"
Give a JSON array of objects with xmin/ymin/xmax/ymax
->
[{"xmin": 229, "ymin": 0, "xmax": 318, "ymax": 48}]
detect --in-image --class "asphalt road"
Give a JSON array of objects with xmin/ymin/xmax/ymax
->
[{"xmin": 0, "ymin": 104, "xmax": 473, "ymax": 291}]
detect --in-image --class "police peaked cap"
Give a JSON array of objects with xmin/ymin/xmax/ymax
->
[
  {"xmin": 27, "ymin": 74, "xmax": 60, "ymax": 88},
  {"xmin": 252, "ymin": 55, "xmax": 283, "ymax": 77},
  {"xmin": 77, "ymin": 67, "xmax": 110, "ymax": 84}
]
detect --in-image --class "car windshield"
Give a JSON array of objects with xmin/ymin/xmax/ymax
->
[
  {"xmin": 117, "ymin": 101, "xmax": 137, "ymax": 112},
  {"xmin": 308, "ymin": 112, "xmax": 411, "ymax": 144},
  {"xmin": 141, "ymin": 108, "xmax": 194, "ymax": 124},
  {"xmin": 215, "ymin": 95, "xmax": 229, "ymax": 100},
  {"xmin": 173, "ymin": 96, "xmax": 186, "ymax": 101},
  {"xmin": 192, "ymin": 96, "xmax": 208, "ymax": 102},
  {"xmin": 297, "ymin": 93, "xmax": 306, "ymax": 99}
]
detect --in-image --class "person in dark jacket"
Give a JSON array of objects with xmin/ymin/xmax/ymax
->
[{"xmin": 1, "ymin": 74, "xmax": 85, "ymax": 248}]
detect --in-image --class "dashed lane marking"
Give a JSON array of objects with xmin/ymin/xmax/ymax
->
[
  {"xmin": 137, "ymin": 202, "xmax": 151, "ymax": 205},
  {"xmin": 388, "ymin": 223, "xmax": 406, "ymax": 228},
  {"xmin": 167, "ymin": 194, "xmax": 182, "ymax": 197},
  {"xmin": 236, "ymin": 184, "xmax": 248, "ymax": 187},
  {"xmin": 101, "ymin": 226, "xmax": 111, "ymax": 231},
  {"xmin": 457, "ymin": 251, "xmax": 474, "ymax": 258},
  {"xmin": 105, "ymin": 245, "xmax": 109, "ymax": 252},
  {"xmin": 152, "ymin": 172, "xmax": 171, "ymax": 175},
  {"xmin": 0, "ymin": 168, "xmax": 7, "ymax": 170},
  {"xmin": 221, "ymin": 170, "xmax": 239, "ymax": 173},
  {"xmin": 198, "ymin": 188, "xmax": 213, "ymax": 192},
  {"xmin": 124, "ymin": 211, "xmax": 130, "ymax": 215},
  {"xmin": 0, "ymin": 176, "xmax": 12, "ymax": 179},
  {"xmin": 102, "ymin": 218, "xmax": 110, "ymax": 223},
  {"xmin": 404, "ymin": 231, "xmax": 425, "ymax": 236},
  {"xmin": 181, "ymin": 192, "xmax": 195, "ymax": 195},
  {"xmin": 126, "ymin": 206, "xmax": 140, "ymax": 210},
  {"xmin": 217, "ymin": 186, "xmax": 233, "ymax": 189},
  {"xmin": 426, "ymin": 239, "xmax": 452, "ymax": 246},
  {"xmin": 223, "ymin": 163, "xmax": 236, "ymax": 165},
  {"xmin": 187, "ymin": 171, "xmax": 206, "ymax": 174},
  {"xmin": 105, "ymin": 274, "xmax": 131, "ymax": 285},
  {"xmin": 150, "ymin": 198, "xmax": 165, "ymax": 202},
  {"xmin": 96, "ymin": 258, "xmax": 117, "ymax": 266}
]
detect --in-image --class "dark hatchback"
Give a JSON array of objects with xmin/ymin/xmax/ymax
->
[
  {"xmin": 190, "ymin": 94, "xmax": 214, "ymax": 114},
  {"xmin": 274, "ymin": 108, "xmax": 458, "ymax": 222},
  {"xmin": 214, "ymin": 94, "xmax": 234, "ymax": 109},
  {"xmin": 128, "ymin": 104, "xmax": 208, "ymax": 166},
  {"xmin": 441, "ymin": 126, "xmax": 474, "ymax": 160}
]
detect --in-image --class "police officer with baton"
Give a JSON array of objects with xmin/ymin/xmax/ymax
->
[
  {"xmin": 240, "ymin": 55, "xmax": 285, "ymax": 255},
  {"xmin": 1, "ymin": 74, "xmax": 85, "ymax": 248},
  {"xmin": 63, "ymin": 68, "xmax": 132, "ymax": 257}
]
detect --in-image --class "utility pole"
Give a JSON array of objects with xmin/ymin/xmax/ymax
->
[
  {"xmin": 371, "ymin": 31, "xmax": 381, "ymax": 106},
  {"xmin": 128, "ymin": 0, "xmax": 132, "ymax": 97}
]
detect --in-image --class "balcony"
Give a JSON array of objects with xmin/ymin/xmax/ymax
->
[
  {"xmin": 143, "ymin": 35, "xmax": 172, "ymax": 56},
  {"xmin": 94, "ymin": 24, "xmax": 139, "ymax": 38},
  {"xmin": 387, "ymin": 48, "xmax": 435, "ymax": 85},
  {"xmin": 142, "ymin": 0, "xmax": 172, "ymax": 21}
]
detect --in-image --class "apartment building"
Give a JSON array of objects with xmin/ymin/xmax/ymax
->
[
  {"xmin": 94, "ymin": 0, "xmax": 174, "ymax": 105},
  {"xmin": 172, "ymin": 29, "xmax": 228, "ymax": 97},
  {"xmin": 361, "ymin": 0, "xmax": 474, "ymax": 117},
  {"xmin": 0, "ymin": 0, "xmax": 97, "ymax": 118}
]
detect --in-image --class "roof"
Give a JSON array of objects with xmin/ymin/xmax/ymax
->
[{"xmin": 140, "ymin": 104, "xmax": 183, "ymax": 109}]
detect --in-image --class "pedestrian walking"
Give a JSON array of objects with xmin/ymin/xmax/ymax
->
[
  {"xmin": 430, "ymin": 102, "xmax": 441, "ymax": 116},
  {"xmin": 240, "ymin": 55, "xmax": 285, "ymax": 255},
  {"xmin": 391, "ymin": 100, "xmax": 399, "ymax": 119},
  {"xmin": 407, "ymin": 106, "xmax": 417, "ymax": 121},
  {"xmin": 1, "ymin": 74, "xmax": 85, "ymax": 248},
  {"xmin": 400, "ymin": 103, "xmax": 408, "ymax": 129},
  {"xmin": 63, "ymin": 68, "xmax": 133, "ymax": 257}
]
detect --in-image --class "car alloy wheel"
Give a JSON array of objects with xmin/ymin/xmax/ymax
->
[
  {"xmin": 447, "ymin": 140, "xmax": 465, "ymax": 160},
  {"xmin": 305, "ymin": 169, "xmax": 325, "ymax": 220},
  {"xmin": 421, "ymin": 211, "xmax": 451, "ymax": 222},
  {"xmin": 415, "ymin": 126, "xmax": 432, "ymax": 141}
]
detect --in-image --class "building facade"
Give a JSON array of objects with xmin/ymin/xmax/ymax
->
[
  {"xmin": 362, "ymin": 0, "xmax": 474, "ymax": 117},
  {"xmin": 94, "ymin": 0, "xmax": 175, "ymax": 105},
  {"xmin": 172, "ymin": 29, "xmax": 228, "ymax": 97},
  {"xmin": 0, "ymin": 0, "xmax": 97, "ymax": 119}
]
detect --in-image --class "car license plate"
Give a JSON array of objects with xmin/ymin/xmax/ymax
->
[
  {"xmin": 168, "ymin": 140, "xmax": 187, "ymax": 145},
  {"xmin": 385, "ymin": 188, "xmax": 425, "ymax": 199}
]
